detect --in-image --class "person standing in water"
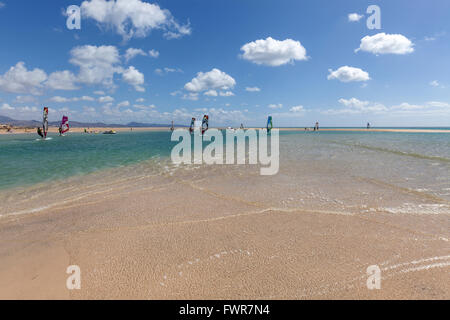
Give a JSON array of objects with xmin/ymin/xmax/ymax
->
[
  {"xmin": 315, "ymin": 122, "xmax": 320, "ymax": 131},
  {"xmin": 367, "ymin": 122, "xmax": 371, "ymax": 129}
]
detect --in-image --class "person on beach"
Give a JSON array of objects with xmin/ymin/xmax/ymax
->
[
  {"xmin": 367, "ymin": 122, "xmax": 371, "ymax": 129},
  {"xmin": 315, "ymin": 122, "xmax": 319, "ymax": 131}
]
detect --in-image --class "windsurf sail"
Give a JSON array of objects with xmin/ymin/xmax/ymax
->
[
  {"xmin": 60, "ymin": 116, "xmax": 69, "ymax": 135},
  {"xmin": 171, "ymin": 120, "xmax": 174, "ymax": 132},
  {"xmin": 201, "ymin": 115, "xmax": 209, "ymax": 135},
  {"xmin": 43, "ymin": 107, "xmax": 49, "ymax": 138},
  {"xmin": 267, "ymin": 116, "xmax": 273, "ymax": 133},
  {"xmin": 189, "ymin": 118, "xmax": 196, "ymax": 133}
]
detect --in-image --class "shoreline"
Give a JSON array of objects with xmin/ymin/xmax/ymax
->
[{"xmin": 1, "ymin": 126, "xmax": 449, "ymax": 135}]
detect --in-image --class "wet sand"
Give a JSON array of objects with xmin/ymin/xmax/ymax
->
[{"xmin": 0, "ymin": 160, "xmax": 448, "ymax": 300}]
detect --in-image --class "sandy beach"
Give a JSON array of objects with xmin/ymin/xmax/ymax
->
[{"xmin": 0, "ymin": 130, "xmax": 448, "ymax": 300}]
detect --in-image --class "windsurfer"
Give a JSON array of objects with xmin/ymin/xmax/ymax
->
[{"xmin": 37, "ymin": 127, "xmax": 44, "ymax": 138}]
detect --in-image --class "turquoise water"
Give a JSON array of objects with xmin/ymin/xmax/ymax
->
[
  {"xmin": 0, "ymin": 129, "xmax": 449, "ymax": 191},
  {"xmin": 0, "ymin": 132, "xmax": 177, "ymax": 190}
]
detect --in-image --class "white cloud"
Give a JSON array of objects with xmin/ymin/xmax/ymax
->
[
  {"xmin": 49, "ymin": 96, "xmax": 70, "ymax": 103},
  {"xmin": 133, "ymin": 104, "xmax": 156, "ymax": 110},
  {"xmin": 245, "ymin": 87, "xmax": 260, "ymax": 92},
  {"xmin": 184, "ymin": 68, "xmax": 236, "ymax": 93},
  {"xmin": 0, "ymin": 62, "xmax": 47, "ymax": 95},
  {"xmin": 328, "ymin": 66, "xmax": 370, "ymax": 82},
  {"xmin": 0, "ymin": 103, "xmax": 14, "ymax": 111},
  {"xmin": 0, "ymin": 2, "xmax": 5, "ymax": 9},
  {"xmin": 124, "ymin": 48, "xmax": 147, "ymax": 62},
  {"xmin": 391, "ymin": 102, "xmax": 425, "ymax": 111},
  {"xmin": 290, "ymin": 105, "xmax": 304, "ymax": 113},
  {"xmin": 338, "ymin": 98, "xmax": 369, "ymax": 109},
  {"xmin": 14, "ymin": 95, "xmax": 37, "ymax": 104},
  {"xmin": 430, "ymin": 80, "xmax": 440, "ymax": 87},
  {"xmin": 219, "ymin": 91, "xmax": 234, "ymax": 97},
  {"xmin": 78, "ymin": 95, "xmax": 95, "ymax": 101},
  {"xmin": 240, "ymin": 37, "xmax": 308, "ymax": 66},
  {"xmin": 348, "ymin": 13, "xmax": 363, "ymax": 22},
  {"xmin": 427, "ymin": 101, "xmax": 450, "ymax": 108},
  {"xmin": 70, "ymin": 45, "xmax": 122, "ymax": 87},
  {"xmin": 122, "ymin": 66, "xmax": 145, "ymax": 92},
  {"xmin": 170, "ymin": 90, "xmax": 182, "ymax": 96},
  {"xmin": 46, "ymin": 70, "xmax": 79, "ymax": 90},
  {"xmin": 80, "ymin": 0, "xmax": 191, "ymax": 41},
  {"xmin": 136, "ymin": 98, "xmax": 145, "ymax": 103},
  {"xmin": 268, "ymin": 103, "xmax": 283, "ymax": 109},
  {"xmin": 204, "ymin": 90, "xmax": 218, "ymax": 97},
  {"xmin": 356, "ymin": 33, "xmax": 414, "ymax": 55},
  {"xmin": 98, "ymin": 96, "xmax": 114, "ymax": 103},
  {"xmin": 149, "ymin": 49, "xmax": 159, "ymax": 58},
  {"xmin": 182, "ymin": 93, "xmax": 199, "ymax": 101},
  {"xmin": 117, "ymin": 101, "xmax": 130, "ymax": 108},
  {"xmin": 155, "ymin": 67, "xmax": 182, "ymax": 75},
  {"xmin": 323, "ymin": 98, "xmax": 389, "ymax": 115},
  {"xmin": 49, "ymin": 95, "xmax": 95, "ymax": 103}
]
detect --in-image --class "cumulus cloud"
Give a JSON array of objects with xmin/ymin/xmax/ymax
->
[
  {"xmin": 124, "ymin": 48, "xmax": 147, "ymax": 62},
  {"xmin": 14, "ymin": 95, "xmax": 37, "ymax": 104},
  {"xmin": 204, "ymin": 90, "xmax": 218, "ymax": 97},
  {"xmin": 327, "ymin": 66, "xmax": 370, "ymax": 82},
  {"xmin": 117, "ymin": 101, "xmax": 130, "ymax": 107},
  {"xmin": 70, "ymin": 45, "xmax": 122, "ymax": 87},
  {"xmin": 240, "ymin": 37, "xmax": 308, "ymax": 66},
  {"xmin": 338, "ymin": 98, "xmax": 369, "ymax": 109},
  {"xmin": 0, "ymin": 62, "xmax": 47, "ymax": 95},
  {"xmin": 98, "ymin": 96, "xmax": 114, "ymax": 103},
  {"xmin": 430, "ymin": 80, "xmax": 440, "ymax": 87},
  {"xmin": 184, "ymin": 68, "xmax": 236, "ymax": 93},
  {"xmin": 323, "ymin": 98, "xmax": 389, "ymax": 115},
  {"xmin": 122, "ymin": 66, "xmax": 145, "ymax": 92},
  {"xmin": 245, "ymin": 87, "xmax": 261, "ymax": 92},
  {"xmin": 219, "ymin": 91, "xmax": 234, "ymax": 97},
  {"xmin": 155, "ymin": 67, "xmax": 183, "ymax": 75},
  {"xmin": 356, "ymin": 33, "xmax": 414, "ymax": 55},
  {"xmin": 268, "ymin": 104, "xmax": 283, "ymax": 109},
  {"xmin": 80, "ymin": 0, "xmax": 191, "ymax": 41},
  {"xmin": 49, "ymin": 96, "xmax": 70, "ymax": 103},
  {"xmin": 182, "ymin": 92, "xmax": 199, "ymax": 101},
  {"xmin": 49, "ymin": 95, "xmax": 96, "ymax": 103},
  {"xmin": 348, "ymin": 13, "xmax": 363, "ymax": 22},
  {"xmin": 47, "ymin": 70, "xmax": 79, "ymax": 90},
  {"xmin": 290, "ymin": 105, "xmax": 304, "ymax": 113},
  {"xmin": 0, "ymin": 103, "xmax": 14, "ymax": 111},
  {"xmin": 148, "ymin": 49, "xmax": 159, "ymax": 58}
]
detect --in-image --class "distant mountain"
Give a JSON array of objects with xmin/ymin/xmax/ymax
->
[
  {"xmin": 0, "ymin": 115, "xmax": 186, "ymax": 128},
  {"xmin": 0, "ymin": 116, "xmax": 40, "ymax": 127}
]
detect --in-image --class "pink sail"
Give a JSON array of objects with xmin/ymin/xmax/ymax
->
[{"xmin": 60, "ymin": 116, "xmax": 69, "ymax": 134}]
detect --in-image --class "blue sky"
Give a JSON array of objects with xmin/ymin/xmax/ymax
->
[{"xmin": 0, "ymin": 0, "xmax": 449, "ymax": 127}]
